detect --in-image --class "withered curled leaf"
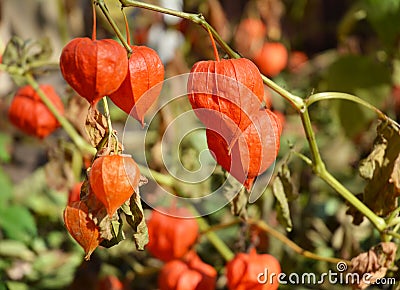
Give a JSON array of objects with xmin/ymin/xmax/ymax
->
[
  {"xmin": 356, "ymin": 122, "xmax": 400, "ymax": 217},
  {"xmin": 349, "ymin": 242, "xmax": 397, "ymax": 289}
]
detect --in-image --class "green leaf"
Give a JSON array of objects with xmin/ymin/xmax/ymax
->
[
  {"xmin": 0, "ymin": 240, "xmax": 35, "ymax": 261},
  {"xmin": 362, "ymin": 0, "xmax": 400, "ymax": 50},
  {"xmin": 357, "ymin": 122, "xmax": 400, "ymax": 217},
  {"xmin": 337, "ymin": 102, "xmax": 372, "ymax": 138},
  {"xmin": 320, "ymin": 55, "xmax": 391, "ymax": 137},
  {"xmin": 25, "ymin": 37, "xmax": 53, "ymax": 64},
  {"xmin": 2, "ymin": 36, "xmax": 24, "ymax": 66},
  {"xmin": 5, "ymin": 282, "xmax": 29, "ymax": 290},
  {"xmin": 272, "ymin": 164, "xmax": 297, "ymax": 232},
  {"xmin": 272, "ymin": 179, "xmax": 289, "ymax": 226},
  {"xmin": 0, "ymin": 205, "xmax": 37, "ymax": 242},
  {"xmin": 30, "ymin": 251, "xmax": 82, "ymax": 289},
  {"xmin": 99, "ymin": 218, "xmax": 125, "ymax": 248},
  {"xmin": 13, "ymin": 168, "xmax": 65, "ymax": 218},
  {"xmin": 96, "ymin": 212, "xmax": 114, "ymax": 241},
  {"xmin": 321, "ymin": 55, "xmax": 391, "ymax": 104},
  {"xmin": 2, "ymin": 37, "xmax": 54, "ymax": 86}
]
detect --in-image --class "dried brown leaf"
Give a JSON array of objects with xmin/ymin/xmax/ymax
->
[
  {"xmin": 256, "ymin": 0, "xmax": 284, "ymax": 39},
  {"xmin": 45, "ymin": 146, "xmax": 75, "ymax": 192},
  {"xmin": 230, "ymin": 187, "xmax": 248, "ymax": 220},
  {"xmin": 85, "ymin": 106, "xmax": 108, "ymax": 149},
  {"xmin": 349, "ymin": 242, "xmax": 397, "ymax": 289},
  {"xmin": 272, "ymin": 163, "xmax": 296, "ymax": 232},
  {"xmin": 354, "ymin": 122, "xmax": 400, "ymax": 218},
  {"xmin": 65, "ymin": 94, "xmax": 90, "ymax": 139}
]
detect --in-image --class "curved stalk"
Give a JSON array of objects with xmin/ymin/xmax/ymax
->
[
  {"xmin": 298, "ymin": 104, "xmax": 386, "ymax": 232},
  {"xmin": 136, "ymin": 163, "xmax": 175, "ymax": 187},
  {"xmin": 317, "ymin": 169, "xmax": 386, "ymax": 232},
  {"xmin": 194, "ymin": 211, "xmax": 235, "ymax": 262},
  {"xmin": 96, "ymin": 0, "xmax": 132, "ymax": 53},
  {"xmin": 248, "ymin": 219, "xmax": 350, "ymax": 265},
  {"xmin": 25, "ymin": 73, "xmax": 96, "ymax": 156},
  {"xmin": 307, "ymin": 92, "xmax": 399, "ymax": 128}
]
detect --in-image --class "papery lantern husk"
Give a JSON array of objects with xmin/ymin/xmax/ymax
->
[
  {"xmin": 234, "ymin": 18, "xmax": 266, "ymax": 59},
  {"xmin": 109, "ymin": 45, "xmax": 164, "ymax": 126},
  {"xmin": 206, "ymin": 109, "xmax": 281, "ymax": 190},
  {"xmin": 97, "ymin": 275, "xmax": 124, "ymax": 290},
  {"xmin": 187, "ymin": 58, "xmax": 264, "ymax": 148},
  {"xmin": 89, "ymin": 155, "xmax": 140, "ymax": 217},
  {"xmin": 158, "ymin": 251, "xmax": 217, "ymax": 290},
  {"xmin": 146, "ymin": 207, "xmax": 199, "ymax": 262},
  {"xmin": 63, "ymin": 201, "xmax": 103, "ymax": 260},
  {"xmin": 8, "ymin": 85, "xmax": 64, "ymax": 139},
  {"xmin": 226, "ymin": 248, "xmax": 281, "ymax": 290},
  {"xmin": 59, "ymin": 38, "xmax": 128, "ymax": 105}
]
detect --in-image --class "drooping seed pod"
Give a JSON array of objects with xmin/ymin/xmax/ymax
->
[
  {"xmin": 226, "ymin": 248, "xmax": 281, "ymax": 290},
  {"xmin": 158, "ymin": 251, "xmax": 217, "ymax": 290},
  {"xmin": 8, "ymin": 85, "xmax": 64, "ymax": 139},
  {"xmin": 63, "ymin": 201, "xmax": 103, "ymax": 260},
  {"xmin": 109, "ymin": 45, "xmax": 164, "ymax": 126},
  {"xmin": 234, "ymin": 18, "xmax": 266, "ymax": 59},
  {"xmin": 89, "ymin": 154, "xmax": 140, "ymax": 217},
  {"xmin": 59, "ymin": 38, "xmax": 128, "ymax": 105},
  {"xmin": 187, "ymin": 58, "xmax": 264, "ymax": 147},
  {"xmin": 96, "ymin": 275, "xmax": 124, "ymax": 290},
  {"xmin": 253, "ymin": 42, "xmax": 288, "ymax": 77},
  {"xmin": 206, "ymin": 109, "xmax": 281, "ymax": 190},
  {"xmin": 146, "ymin": 207, "xmax": 199, "ymax": 262}
]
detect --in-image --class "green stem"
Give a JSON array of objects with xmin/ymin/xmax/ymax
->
[
  {"xmin": 299, "ymin": 104, "xmax": 386, "ymax": 232},
  {"xmin": 300, "ymin": 107, "xmax": 326, "ymax": 173},
  {"xmin": 119, "ymin": 0, "xmax": 304, "ymax": 109},
  {"xmin": 307, "ymin": 92, "xmax": 396, "ymax": 125},
  {"xmin": 0, "ymin": 64, "xmax": 24, "ymax": 75},
  {"xmin": 386, "ymin": 208, "xmax": 400, "ymax": 227},
  {"xmin": 136, "ymin": 163, "xmax": 175, "ymax": 187},
  {"xmin": 290, "ymin": 150, "xmax": 313, "ymax": 166},
  {"xmin": 96, "ymin": 0, "xmax": 132, "ymax": 53},
  {"xmin": 385, "ymin": 231, "xmax": 400, "ymax": 240},
  {"xmin": 387, "ymin": 217, "xmax": 400, "ymax": 228},
  {"xmin": 248, "ymin": 219, "xmax": 349, "ymax": 265},
  {"xmin": 25, "ymin": 73, "xmax": 96, "ymax": 156},
  {"xmin": 260, "ymin": 75, "xmax": 304, "ymax": 110},
  {"xmin": 201, "ymin": 219, "xmax": 241, "ymax": 233},
  {"xmin": 392, "ymin": 222, "xmax": 400, "ymax": 235},
  {"xmin": 318, "ymin": 169, "xmax": 386, "ymax": 232},
  {"xmin": 101, "ymin": 97, "xmax": 116, "ymax": 145},
  {"xmin": 191, "ymin": 206, "xmax": 235, "ymax": 262}
]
